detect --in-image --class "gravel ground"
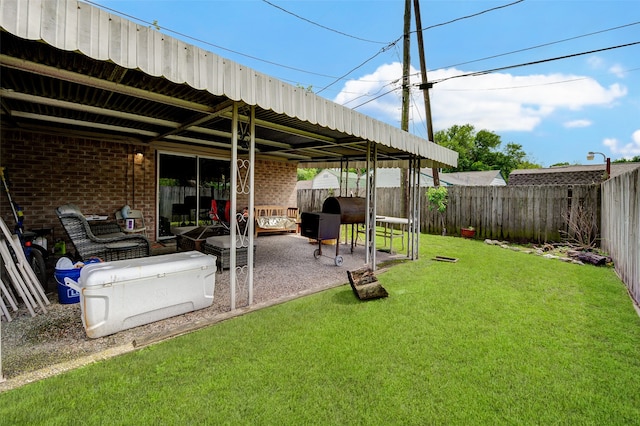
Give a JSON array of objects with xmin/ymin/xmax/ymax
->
[{"xmin": 1, "ymin": 233, "xmax": 399, "ymax": 391}]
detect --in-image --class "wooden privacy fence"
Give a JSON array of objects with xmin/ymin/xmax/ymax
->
[
  {"xmin": 158, "ymin": 186, "xmax": 227, "ymax": 221},
  {"xmin": 421, "ymin": 185, "xmax": 600, "ymax": 243},
  {"xmin": 601, "ymin": 168, "xmax": 639, "ymax": 305},
  {"xmin": 298, "ymin": 185, "xmax": 600, "ymax": 244}
]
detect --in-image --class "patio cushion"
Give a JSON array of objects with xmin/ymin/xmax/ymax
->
[
  {"xmin": 57, "ymin": 204, "xmax": 83, "ymax": 216},
  {"xmin": 205, "ymin": 235, "xmax": 252, "ymax": 249}
]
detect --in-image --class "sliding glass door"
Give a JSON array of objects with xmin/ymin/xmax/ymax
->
[{"xmin": 157, "ymin": 152, "xmax": 230, "ymax": 239}]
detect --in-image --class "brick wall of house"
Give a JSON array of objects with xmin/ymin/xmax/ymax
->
[
  {"xmin": 1, "ymin": 129, "xmax": 299, "ymax": 251},
  {"xmin": 243, "ymin": 159, "xmax": 298, "ymax": 208},
  {"xmin": 0, "ymin": 129, "xmax": 156, "ymax": 249}
]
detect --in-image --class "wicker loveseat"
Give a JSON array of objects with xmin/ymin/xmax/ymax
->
[{"xmin": 56, "ymin": 204, "xmax": 150, "ymax": 261}]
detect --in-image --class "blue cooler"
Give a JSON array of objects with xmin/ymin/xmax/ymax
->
[{"xmin": 54, "ymin": 258, "xmax": 102, "ymax": 304}]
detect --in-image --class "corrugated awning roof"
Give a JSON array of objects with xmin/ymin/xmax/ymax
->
[{"xmin": 0, "ymin": 0, "xmax": 457, "ymax": 169}]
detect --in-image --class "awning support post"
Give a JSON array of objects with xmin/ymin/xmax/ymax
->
[
  {"xmin": 365, "ymin": 142, "xmax": 378, "ymax": 269},
  {"xmin": 230, "ymin": 103, "xmax": 255, "ymax": 310},
  {"xmin": 408, "ymin": 156, "xmax": 421, "ymax": 259}
]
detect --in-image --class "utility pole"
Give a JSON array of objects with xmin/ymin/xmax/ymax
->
[
  {"xmin": 413, "ymin": 0, "xmax": 440, "ymax": 187},
  {"xmin": 401, "ymin": 0, "xmax": 411, "ymax": 217},
  {"xmin": 401, "ymin": 0, "xmax": 411, "ymax": 132}
]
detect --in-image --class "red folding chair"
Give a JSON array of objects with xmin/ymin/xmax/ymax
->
[{"xmin": 209, "ymin": 200, "xmax": 230, "ymax": 230}]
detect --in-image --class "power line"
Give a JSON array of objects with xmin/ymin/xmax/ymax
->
[
  {"xmin": 351, "ymin": 87, "xmax": 400, "ymax": 110},
  {"xmin": 429, "ymin": 41, "xmax": 640, "ymax": 85},
  {"xmin": 340, "ymin": 79, "xmax": 401, "ymax": 107},
  {"xmin": 415, "ymin": 0, "xmax": 525, "ymax": 32},
  {"xmin": 310, "ymin": 21, "xmax": 640, "ymax": 94},
  {"xmin": 439, "ymin": 21, "xmax": 640, "ymax": 70},
  {"xmin": 436, "ymin": 66, "xmax": 640, "ymax": 91},
  {"xmin": 260, "ymin": 0, "xmax": 388, "ymax": 44},
  {"xmin": 316, "ymin": 42, "xmax": 398, "ymax": 94},
  {"xmin": 341, "ymin": 22, "xmax": 640, "ymax": 97},
  {"xmin": 351, "ymin": 56, "xmax": 638, "ymax": 111},
  {"xmin": 317, "ymin": 0, "xmax": 528, "ymax": 95}
]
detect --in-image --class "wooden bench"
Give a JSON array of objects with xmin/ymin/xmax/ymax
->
[{"xmin": 254, "ymin": 205, "xmax": 298, "ymax": 236}]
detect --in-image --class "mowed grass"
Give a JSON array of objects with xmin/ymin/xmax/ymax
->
[{"xmin": 1, "ymin": 235, "xmax": 639, "ymax": 425}]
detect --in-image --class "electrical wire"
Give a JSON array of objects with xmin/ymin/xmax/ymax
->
[
  {"xmin": 346, "ymin": 22, "xmax": 640, "ymax": 97},
  {"xmin": 334, "ymin": 21, "xmax": 640, "ymax": 96},
  {"xmin": 351, "ymin": 87, "xmax": 400, "ymax": 110},
  {"xmin": 316, "ymin": 42, "xmax": 399, "ymax": 94},
  {"xmin": 260, "ymin": 0, "xmax": 388, "ymax": 44},
  {"xmin": 340, "ymin": 79, "xmax": 401, "ymax": 107},
  {"xmin": 415, "ymin": 0, "xmax": 525, "ymax": 32},
  {"xmin": 439, "ymin": 21, "xmax": 640, "ymax": 70},
  {"xmin": 352, "ymin": 56, "xmax": 639, "ymax": 111},
  {"xmin": 437, "ymin": 66, "xmax": 640, "ymax": 91},
  {"xmin": 429, "ymin": 41, "xmax": 640, "ymax": 84},
  {"xmin": 316, "ymin": 0, "xmax": 528, "ymax": 94}
]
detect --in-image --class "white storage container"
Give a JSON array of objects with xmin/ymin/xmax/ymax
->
[{"xmin": 71, "ymin": 251, "xmax": 216, "ymax": 338}]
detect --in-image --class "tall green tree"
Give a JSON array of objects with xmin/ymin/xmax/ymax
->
[
  {"xmin": 297, "ymin": 168, "xmax": 320, "ymax": 181},
  {"xmin": 613, "ymin": 155, "xmax": 640, "ymax": 163},
  {"xmin": 434, "ymin": 124, "xmax": 539, "ymax": 180}
]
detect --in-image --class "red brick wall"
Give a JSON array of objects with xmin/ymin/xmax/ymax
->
[
  {"xmin": 1, "ymin": 129, "xmax": 155, "ymax": 247},
  {"xmin": 244, "ymin": 159, "xmax": 298, "ymax": 207},
  {"xmin": 1, "ymin": 129, "xmax": 299, "ymax": 250}
]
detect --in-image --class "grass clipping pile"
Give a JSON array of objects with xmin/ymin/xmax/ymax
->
[{"xmin": 1, "ymin": 293, "xmax": 133, "ymax": 382}]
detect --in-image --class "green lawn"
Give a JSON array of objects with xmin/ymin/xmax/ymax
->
[{"xmin": 1, "ymin": 235, "xmax": 639, "ymax": 425}]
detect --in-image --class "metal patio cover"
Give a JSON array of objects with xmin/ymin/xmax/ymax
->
[{"xmin": 0, "ymin": 0, "xmax": 458, "ymax": 169}]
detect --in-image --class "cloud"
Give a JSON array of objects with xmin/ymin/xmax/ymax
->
[
  {"xmin": 333, "ymin": 62, "xmax": 404, "ymax": 121},
  {"xmin": 333, "ymin": 62, "xmax": 627, "ymax": 133},
  {"xmin": 587, "ymin": 56, "xmax": 605, "ymax": 69},
  {"xmin": 609, "ymin": 64, "xmax": 626, "ymax": 78},
  {"xmin": 564, "ymin": 119, "xmax": 592, "ymax": 128},
  {"xmin": 588, "ymin": 55, "xmax": 626, "ymax": 78},
  {"xmin": 602, "ymin": 129, "xmax": 640, "ymax": 158}
]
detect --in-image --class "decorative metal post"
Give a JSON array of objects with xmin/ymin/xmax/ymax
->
[
  {"xmin": 408, "ymin": 155, "xmax": 421, "ymax": 260},
  {"xmin": 365, "ymin": 142, "xmax": 378, "ymax": 269},
  {"xmin": 230, "ymin": 103, "xmax": 255, "ymax": 310}
]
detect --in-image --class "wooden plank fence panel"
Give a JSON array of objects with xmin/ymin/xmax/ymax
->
[
  {"xmin": 493, "ymin": 186, "xmax": 502, "ymax": 239},
  {"xmin": 601, "ymin": 169, "xmax": 639, "ymax": 305},
  {"xmin": 523, "ymin": 186, "xmax": 543, "ymax": 243},
  {"xmin": 298, "ymin": 184, "xmax": 601, "ymax": 244}
]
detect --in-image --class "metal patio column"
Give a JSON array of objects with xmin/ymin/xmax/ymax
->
[
  {"xmin": 230, "ymin": 103, "xmax": 238, "ymax": 309},
  {"xmin": 407, "ymin": 155, "xmax": 421, "ymax": 260},
  {"xmin": 365, "ymin": 142, "xmax": 378, "ymax": 269},
  {"xmin": 230, "ymin": 103, "xmax": 255, "ymax": 310}
]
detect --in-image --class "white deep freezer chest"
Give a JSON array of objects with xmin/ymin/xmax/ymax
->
[{"xmin": 75, "ymin": 251, "xmax": 216, "ymax": 338}]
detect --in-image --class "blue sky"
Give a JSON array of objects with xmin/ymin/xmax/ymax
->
[{"xmin": 95, "ymin": 0, "xmax": 639, "ymax": 167}]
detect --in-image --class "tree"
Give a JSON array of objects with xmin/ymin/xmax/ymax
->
[
  {"xmin": 295, "ymin": 84, "xmax": 314, "ymax": 93},
  {"xmin": 426, "ymin": 186, "xmax": 448, "ymax": 235},
  {"xmin": 434, "ymin": 124, "xmax": 540, "ymax": 180},
  {"xmin": 297, "ymin": 168, "xmax": 320, "ymax": 181},
  {"xmin": 613, "ymin": 156, "xmax": 640, "ymax": 163}
]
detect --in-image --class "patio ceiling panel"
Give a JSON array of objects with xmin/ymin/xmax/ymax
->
[{"xmin": 0, "ymin": 0, "xmax": 458, "ymax": 169}]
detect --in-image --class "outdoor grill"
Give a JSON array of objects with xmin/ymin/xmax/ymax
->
[
  {"xmin": 321, "ymin": 197, "xmax": 366, "ymax": 224},
  {"xmin": 300, "ymin": 212, "xmax": 343, "ymax": 266},
  {"xmin": 322, "ymin": 196, "xmax": 366, "ymax": 252}
]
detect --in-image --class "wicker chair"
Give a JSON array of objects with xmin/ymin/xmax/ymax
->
[{"xmin": 56, "ymin": 204, "xmax": 150, "ymax": 261}]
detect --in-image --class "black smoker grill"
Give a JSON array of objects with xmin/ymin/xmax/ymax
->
[
  {"xmin": 300, "ymin": 212, "xmax": 343, "ymax": 266},
  {"xmin": 322, "ymin": 197, "xmax": 366, "ymax": 253}
]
